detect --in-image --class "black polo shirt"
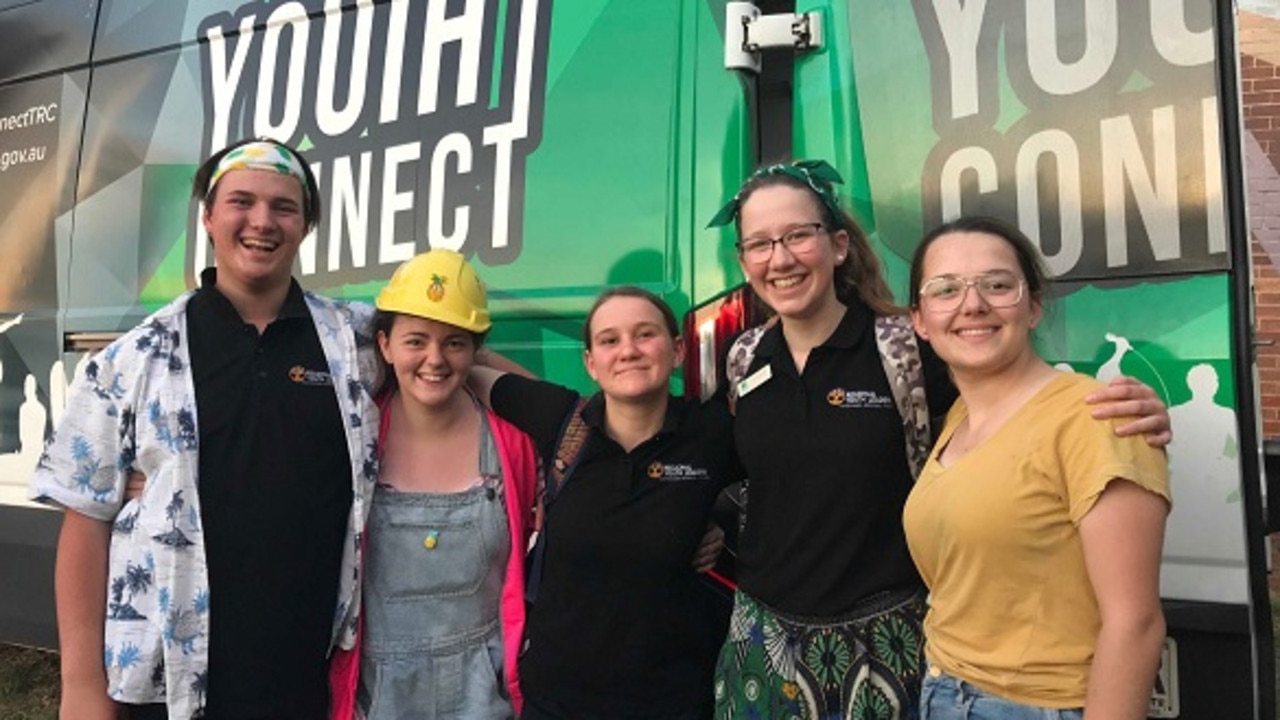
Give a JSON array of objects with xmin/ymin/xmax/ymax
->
[
  {"xmin": 733, "ymin": 300, "xmax": 955, "ymax": 618},
  {"xmin": 491, "ymin": 375, "xmax": 742, "ymax": 718},
  {"xmin": 187, "ymin": 269, "xmax": 352, "ymax": 719}
]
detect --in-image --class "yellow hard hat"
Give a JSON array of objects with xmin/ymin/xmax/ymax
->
[{"xmin": 375, "ymin": 249, "xmax": 491, "ymax": 333}]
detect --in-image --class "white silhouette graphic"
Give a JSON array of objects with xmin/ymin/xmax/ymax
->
[
  {"xmin": 0, "ymin": 372, "xmax": 50, "ymax": 506},
  {"xmin": 18, "ymin": 374, "xmax": 45, "ymax": 458},
  {"xmin": 1096, "ymin": 332, "xmax": 1132, "ymax": 383},
  {"xmin": 1164, "ymin": 363, "xmax": 1246, "ymax": 562},
  {"xmin": 1062, "ymin": 335, "xmax": 1245, "ymax": 602},
  {"xmin": 1094, "ymin": 332, "xmax": 1171, "ymax": 403},
  {"xmin": 0, "ymin": 314, "xmax": 86, "ymax": 508}
]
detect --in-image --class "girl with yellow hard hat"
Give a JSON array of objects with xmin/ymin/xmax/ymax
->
[{"xmin": 331, "ymin": 249, "xmax": 539, "ymax": 720}]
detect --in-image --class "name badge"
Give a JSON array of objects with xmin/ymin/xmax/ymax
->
[{"xmin": 736, "ymin": 364, "xmax": 772, "ymax": 399}]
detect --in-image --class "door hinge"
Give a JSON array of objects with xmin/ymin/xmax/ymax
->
[{"xmin": 725, "ymin": 2, "xmax": 824, "ymax": 73}]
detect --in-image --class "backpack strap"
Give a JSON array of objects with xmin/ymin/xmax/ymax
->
[
  {"xmin": 722, "ymin": 325, "xmax": 769, "ymax": 536},
  {"xmin": 525, "ymin": 396, "xmax": 591, "ymax": 604},
  {"xmin": 547, "ymin": 397, "xmax": 592, "ymax": 505},
  {"xmin": 873, "ymin": 314, "xmax": 931, "ymax": 479},
  {"xmin": 725, "ymin": 325, "xmax": 769, "ymax": 414}
]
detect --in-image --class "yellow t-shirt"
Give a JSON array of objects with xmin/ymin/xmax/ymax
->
[{"xmin": 902, "ymin": 372, "xmax": 1169, "ymax": 708}]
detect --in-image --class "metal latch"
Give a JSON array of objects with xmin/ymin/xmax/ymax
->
[{"xmin": 725, "ymin": 2, "xmax": 824, "ymax": 73}]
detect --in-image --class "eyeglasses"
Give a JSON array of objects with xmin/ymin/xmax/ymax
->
[
  {"xmin": 918, "ymin": 270, "xmax": 1025, "ymax": 313},
  {"xmin": 736, "ymin": 222, "xmax": 825, "ymax": 263}
]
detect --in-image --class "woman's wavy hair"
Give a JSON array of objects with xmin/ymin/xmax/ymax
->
[{"xmin": 581, "ymin": 286, "xmax": 680, "ymax": 349}]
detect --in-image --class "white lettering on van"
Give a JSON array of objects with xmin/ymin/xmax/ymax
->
[
  {"xmin": 927, "ymin": 0, "xmax": 988, "ymax": 120},
  {"xmin": 1025, "ymin": 0, "xmax": 1117, "ymax": 96},
  {"xmin": 254, "ymin": 2, "xmax": 309, "ymax": 140},
  {"xmin": 379, "ymin": 142, "xmax": 420, "ymax": 266},
  {"xmin": 196, "ymin": 0, "xmax": 551, "ymax": 284},
  {"xmin": 204, "ymin": 15, "xmax": 255, "ymax": 152},
  {"xmin": 379, "ymin": 0, "xmax": 411, "ymax": 125},
  {"xmin": 420, "ymin": 0, "xmax": 485, "ymax": 116},
  {"xmin": 317, "ymin": 0, "xmax": 373, "ymax": 138},
  {"xmin": 1150, "ymin": 0, "xmax": 1214, "ymax": 67},
  {"xmin": 428, "ymin": 133, "xmax": 472, "ymax": 251},
  {"xmin": 1101, "ymin": 106, "xmax": 1179, "ymax": 267},
  {"xmin": 0, "ymin": 104, "xmax": 59, "ymax": 133},
  {"xmin": 0, "ymin": 145, "xmax": 47, "ymax": 172},
  {"xmin": 328, "ymin": 152, "xmax": 373, "ymax": 271},
  {"xmin": 914, "ymin": 0, "xmax": 1225, "ymax": 278},
  {"xmin": 1015, "ymin": 129, "xmax": 1083, "ymax": 277}
]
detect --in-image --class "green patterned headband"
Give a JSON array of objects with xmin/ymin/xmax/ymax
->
[
  {"xmin": 706, "ymin": 159, "xmax": 846, "ymax": 228},
  {"xmin": 207, "ymin": 140, "xmax": 311, "ymax": 207}
]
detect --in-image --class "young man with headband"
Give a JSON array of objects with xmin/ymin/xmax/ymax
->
[{"xmin": 32, "ymin": 139, "xmax": 380, "ymax": 720}]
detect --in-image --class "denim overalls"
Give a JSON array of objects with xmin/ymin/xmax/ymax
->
[{"xmin": 358, "ymin": 414, "xmax": 513, "ymax": 719}]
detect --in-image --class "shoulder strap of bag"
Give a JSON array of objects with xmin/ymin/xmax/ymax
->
[
  {"xmin": 526, "ymin": 396, "xmax": 591, "ymax": 604},
  {"xmin": 547, "ymin": 397, "xmax": 591, "ymax": 504},
  {"xmin": 725, "ymin": 324, "xmax": 769, "ymax": 413},
  {"xmin": 873, "ymin": 313, "xmax": 931, "ymax": 479}
]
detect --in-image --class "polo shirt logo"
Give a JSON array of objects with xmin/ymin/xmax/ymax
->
[
  {"xmin": 646, "ymin": 461, "xmax": 711, "ymax": 482},
  {"xmin": 289, "ymin": 365, "xmax": 333, "ymax": 386},
  {"xmin": 826, "ymin": 387, "xmax": 894, "ymax": 409}
]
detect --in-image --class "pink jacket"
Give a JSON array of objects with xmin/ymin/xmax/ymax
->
[{"xmin": 329, "ymin": 398, "xmax": 540, "ymax": 719}]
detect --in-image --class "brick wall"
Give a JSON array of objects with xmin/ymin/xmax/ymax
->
[{"xmin": 1241, "ymin": 11, "xmax": 1280, "ymax": 439}]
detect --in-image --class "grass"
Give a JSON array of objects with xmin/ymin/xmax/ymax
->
[
  {"xmin": 0, "ymin": 600, "xmax": 1276, "ymax": 716},
  {"xmin": 1274, "ymin": 597, "xmax": 1280, "ymax": 704},
  {"xmin": 0, "ymin": 645, "xmax": 58, "ymax": 720}
]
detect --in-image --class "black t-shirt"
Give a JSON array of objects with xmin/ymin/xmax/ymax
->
[
  {"xmin": 186, "ymin": 270, "xmax": 352, "ymax": 719},
  {"xmin": 733, "ymin": 301, "xmax": 955, "ymax": 618},
  {"xmin": 491, "ymin": 375, "xmax": 742, "ymax": 717}
]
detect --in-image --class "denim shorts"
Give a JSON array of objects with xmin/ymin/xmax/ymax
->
[{"xmin": 920, "ymin": 668, "xmax": 1083, "ymax": 720}]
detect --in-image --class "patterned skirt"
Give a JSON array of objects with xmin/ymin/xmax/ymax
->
[{"xmin": 713, "ymin": 588, "xmax": 927, "ymax": 720}]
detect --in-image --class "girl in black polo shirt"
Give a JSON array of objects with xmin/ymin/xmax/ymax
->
[{"xmin": 470, "ymin": 286, "xmax": 742, "ymax": 719}]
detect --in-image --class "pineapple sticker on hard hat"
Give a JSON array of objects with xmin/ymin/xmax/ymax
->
[{"xmin": 427, "ymin": 273, "xmax": 447, "ymax": 302}]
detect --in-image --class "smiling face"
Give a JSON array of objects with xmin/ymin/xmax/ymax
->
[
  {"xmin": 583, "ymin": 295, "xmax": 683, "ymax": 404},
  {"xmin": 911, "ymin": 230, "xmax": 1042, "ymax": 380},
  {"xmin": 378, "ymin": 314, "xmax": 477, "ymax": 410},
  {"xmin": 202, "ymin": 168, "xmax": 307, "ymax": 295},
  {"xmin": 736, "ymin": 184, "xmax": 849, "ymax": 322}
]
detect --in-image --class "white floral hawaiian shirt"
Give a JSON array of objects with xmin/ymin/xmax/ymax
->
[{"xmin": 30, "ymin": 289, "xmax": 380, "ymax": 720}]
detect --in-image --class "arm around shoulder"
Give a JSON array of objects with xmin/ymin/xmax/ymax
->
[
  {"xmin": 468, "ymin": 365, "xmax": 510, "ymax": 409},
  {"xmin": 1086, "ymin": 375, "xmax": 1172, "ymax": 448}
]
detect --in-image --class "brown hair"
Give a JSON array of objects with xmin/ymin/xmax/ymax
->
[
  {"xmin": 733, "ymin": 171, "xmax": 900, "ymax": 316},
  {"xmin": 908, "ymin": 216, "xmax": 1051, "ymax": 308},
  {"xmin": 582, "ymin": 286, "xmax": 679, "ymax": 349}
]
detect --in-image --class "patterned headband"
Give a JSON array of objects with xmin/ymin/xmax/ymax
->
[
  {"xmin": 706, "ymin": 159, "xmax": 846, "ymax": 228},
  {"xmin": 207, "ymin": 140, "xmax": 311, "ymax": 207}
]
